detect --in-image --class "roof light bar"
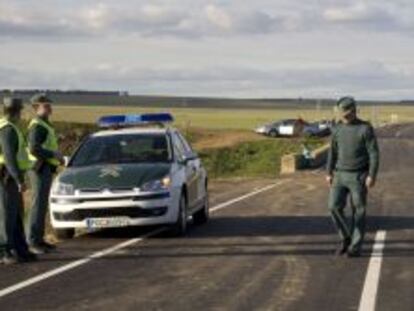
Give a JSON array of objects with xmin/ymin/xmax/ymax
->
[{"xmin": 98, "ymin": 113, "xmax": 174, "ymax": 129}]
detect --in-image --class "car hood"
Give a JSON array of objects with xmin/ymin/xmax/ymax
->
[{"xmin": 58, "ymin": 163, "xmax": 171, "ymax": 190}]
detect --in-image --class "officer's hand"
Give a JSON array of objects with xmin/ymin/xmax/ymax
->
[
  {"xmin": 18, "ymin": 183, "xmax": 27, "ymax": 193},
  {"xmin": 326, "ymin": 175, "xmax": 333, "ymax": 186},
  {"xmin": 54, "ymin": 151, "xmax": 65, "ymax": 165},
  {"xmin": 365, "ymin": 176, "xmax": 376, "ymax": 188}
]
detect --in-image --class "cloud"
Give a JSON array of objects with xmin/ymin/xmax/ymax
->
[
  {"xmin": 324, "ymin": 3, "xmax": 378, "ymax": 22},
  {"xmin": 80, "ymin": 3, "xmax": 110, "ymax": 30},
  {"xmin": 322, "ymin": 1, "xmax": 414, "ymax": 31},
  {"xmin": 0, "ymin": 2, "xmax": 314, "ymax": 39},
  {"xmin": 0, "ymin": 2, "xmax": 85, "ymax": 38},
  {"xmin": 1, "ymin": 1, "xmax": 412, "ymax": 40},
  {"xmin": 0, "ymin": 2, "xmax": 188, "ymax": 38},
  {"xmin": 205, "ymin": 5, "xmax": 232, "ymax": 30},
  {"xmin": 1, "ymin": 60, "xmax": 413, "ymax": 99}
]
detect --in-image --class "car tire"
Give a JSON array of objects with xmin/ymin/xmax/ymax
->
[
  {"xmin": 55, "ymin": 228, "xmax": 75, "ymax": 240},
  {"xmin": 169, "ymin": 193, "xmax": 188, "ymax": 237},
  {"xmin": 193, "ymin": 193, "xmax": 209, "ymax": 225},
  {"xmin": 269, "ymin": 130, "xmax": 278, "ymax": 138}
]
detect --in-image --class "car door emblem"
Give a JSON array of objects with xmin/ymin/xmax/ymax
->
[{"xmin": 99, "ymin": 166, "xmax": 122, "ymax": 178}]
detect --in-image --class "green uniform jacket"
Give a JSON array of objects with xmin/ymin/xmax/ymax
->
[
  {"xmin": 327, "ymin": 119, "xmax": 380, "ymax": 179},
  {"xmin": 0, "ymin": 125, "xmax": 24, "ymax": 185}
]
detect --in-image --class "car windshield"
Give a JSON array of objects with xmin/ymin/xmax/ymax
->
[{"xmin": 70, "ymin": 134, "xmax": 171, "ymax": 167}]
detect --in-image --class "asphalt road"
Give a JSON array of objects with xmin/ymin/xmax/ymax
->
[{"xmin": 0, "ymin": 123, "xmax": 413, "ymax": 311}]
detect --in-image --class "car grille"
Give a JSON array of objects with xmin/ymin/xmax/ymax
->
[
  {"xmin": 78, "ymin": 187, "xmax": 135, "ymax": 194},
  {"xmin": 53, "ymin": 206, "xmax": 168, "ymax": 221},
  {"xmin": 50, "ymin": 192, "xmax": 170, "ymax": 204}
]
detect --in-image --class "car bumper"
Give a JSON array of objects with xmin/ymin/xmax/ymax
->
[
  {"xmin": 255, "ymin": 129, "xmax": 268, "ymax": 134},
  {"xmin": 50, "ymin": 192, "xmax": 179, "ymax": 229}
]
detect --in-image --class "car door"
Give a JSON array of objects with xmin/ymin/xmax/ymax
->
[
  {"xmin": 177, "ymin": 132, "xmax": 205, "ymax": 208},
  {"xmin": 172, "ymin": 132, "xmax": 198, "ymax": 210}
]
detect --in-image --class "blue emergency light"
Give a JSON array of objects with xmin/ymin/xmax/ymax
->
[{"xmin": 98, "ymin": 113, "xmax": 174, "ymax": 128}]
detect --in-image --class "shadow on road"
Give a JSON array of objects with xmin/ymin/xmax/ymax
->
[
  {"xmin": 184, "ymin": 215, "xmax": 414, "ymax": 238},
  {"xmin": 42, "ymin": 215, "xmax": 414, "ymax": 261},
  {"xmin": 81, "ymin": 215, "xmax": 414, "ymax": 239}
]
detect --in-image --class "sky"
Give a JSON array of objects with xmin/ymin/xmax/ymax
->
[{"xmin": 1, "ymin": 0, "xmax": 414, "ymax": 100}]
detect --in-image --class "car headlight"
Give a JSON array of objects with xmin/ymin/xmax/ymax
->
[
  {"xmin": 52, "ymin": 181, "xmax": 75, "ymax": 196},
  {"xmin": 141, "ymin": 176, "xmax": 171, "ymax": 192}
]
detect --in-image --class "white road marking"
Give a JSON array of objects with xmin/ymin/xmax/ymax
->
[
  {"xmin": 0, "ymin": 180, "xmax": 287, "ymax": 299},
  {"xmin": 210, "ymin": 180, "xmax": 287, "ymax": 213},
  {"xmin": 358, "ymin": 230, "xmax": 387, "ymax": 311},
  {"xmin": 0, "ymin": 228, "xmax": 165, "ymax": 298}
]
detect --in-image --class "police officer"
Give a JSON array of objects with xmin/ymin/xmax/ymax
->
[
  {"xmin": 0, "ymin": 97, "xmax": 37, "ymax": 264},
  {"xmin": 327, "ymin": 97, "xmax": 380, "ymax": 257},
  {"xmin": 27, "ymin": 94, "xmax": 64, "ymax": 254}
]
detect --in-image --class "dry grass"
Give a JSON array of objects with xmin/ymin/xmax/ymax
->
[{"xmin": 189, "ymin": 128, "xmax": 267, "ymax": 150}]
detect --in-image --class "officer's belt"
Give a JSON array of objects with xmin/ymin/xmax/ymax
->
[{"xmin": 335, "ymin": 167, "xmax": 369, "ymax": 173}]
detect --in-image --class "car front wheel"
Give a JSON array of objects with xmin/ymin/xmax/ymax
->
[
  {"xmin": 169, "ymin": 193, "xmax": 188, "ymax": 237},
  {"xmin": 55, "ymin": 228, "xmax": 75, "ymax": 240},
  {"xmin": 269, "ymin": 130, "xmax": 278, "ymax": 137},
  {"xmin": 193, "ymin": 193, "xmax": 209, "ymax": 225}
]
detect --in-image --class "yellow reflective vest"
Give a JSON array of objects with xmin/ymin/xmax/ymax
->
[
  {"xmin": 0, "ymin": 118, "xmax": 32, "ymax": 171},
  {"xmin": 28, "ymin": 118, "xmax": 60, "ymax": 167}
]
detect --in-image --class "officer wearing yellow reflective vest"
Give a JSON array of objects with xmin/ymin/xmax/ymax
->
[
  {"xmin": 0, "ymin": 97, "xmax": 37, "ymax": 265},
  {"xmin": 27, "ymin": 94, "xmax": 64, "ymax": 254}
]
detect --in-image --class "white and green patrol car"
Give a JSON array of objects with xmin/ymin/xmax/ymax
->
[{"xmin": 50, "ymin": 114, "xmax": 209, "ymax": 239}]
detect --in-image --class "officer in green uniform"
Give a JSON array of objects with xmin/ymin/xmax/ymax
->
[
  {"xmin": 27, "ymin": 94, "xmax": 64, "ymax": 254},
  {"xmin": 0, "ymin": 97, "xmax": 37, "ymax": 264},
  {"xmin": 327, "ymin": 97, "xmax": 380, "ymax": 257}
]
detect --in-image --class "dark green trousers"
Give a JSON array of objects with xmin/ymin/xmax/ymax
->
[
  {"xmin": 329, "ymin": 171, "xmax": 368, "ymax": 252},
  {"xmin": 28, "ymin": 164, "xmax": 53, "ymax": 245},
  {"xmin": 0, "ymin": 178, "xmax": 30, "ymax": 256}
]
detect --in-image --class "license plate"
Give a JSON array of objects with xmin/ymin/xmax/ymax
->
[{"xmin": 86, "ymin": 218, "xmax": 129, "ymax": 229}]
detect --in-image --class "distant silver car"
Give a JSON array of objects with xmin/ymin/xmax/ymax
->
[
  {"xmin": 255, "ymin": 119, "xmax": 331, "ymax": 138},
  {"xmin": 255, "ymin": 119, "xmax": 299, "ymax": 137},
  {"xmin": 255, "ymin": 119, "xmax": 305, "ymax": 137}
]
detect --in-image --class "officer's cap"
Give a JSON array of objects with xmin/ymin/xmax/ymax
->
[
  {"xmin": 3, "ymin": 97, "xmax": 23, "ymax": 110},
  {"xmin": 337, "ymin": 97, "xmax": 356, "ymax": 112},
  {"xmin": 30, "ymin": 93, "xmax": 53, "ymax": 105}
]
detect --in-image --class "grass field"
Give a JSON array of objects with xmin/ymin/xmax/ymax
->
[
  {"xmin": 26, "ymin": 104, "xmax": 414, "ymax": 130},
  {"xmin": 200, "ymin": 137, "xmax": 322, "ymax": 178}
]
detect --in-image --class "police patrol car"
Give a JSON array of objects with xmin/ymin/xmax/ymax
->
[{"xmin": 50, "ymin": 113, "xmax": 209, "ymax": 239}]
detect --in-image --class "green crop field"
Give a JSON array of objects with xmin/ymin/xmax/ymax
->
[{"xmin": 26, "ymin": 104, "xmax": 414, "ymax": 130}]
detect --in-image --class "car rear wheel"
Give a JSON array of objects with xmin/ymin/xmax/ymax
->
[
  {"xmin": 169, "ymin": 193, "xmax": 188, "ymax": 237},
  {"xmin": 55, "ymin": 228, "xmax": 75, "ymax": 240},
  {"xmin": 193, "ymin": 193, "xmax": 209, "ymax": 225}
]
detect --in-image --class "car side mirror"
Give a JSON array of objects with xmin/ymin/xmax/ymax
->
[{"xmin": 178, "ymin": 152, "xmax": 198, "ymax": 165}]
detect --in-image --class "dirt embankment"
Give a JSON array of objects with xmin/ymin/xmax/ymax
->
[{"xmin": 188, "ymin": 128, "xmax": 267, "ymax": 150}]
